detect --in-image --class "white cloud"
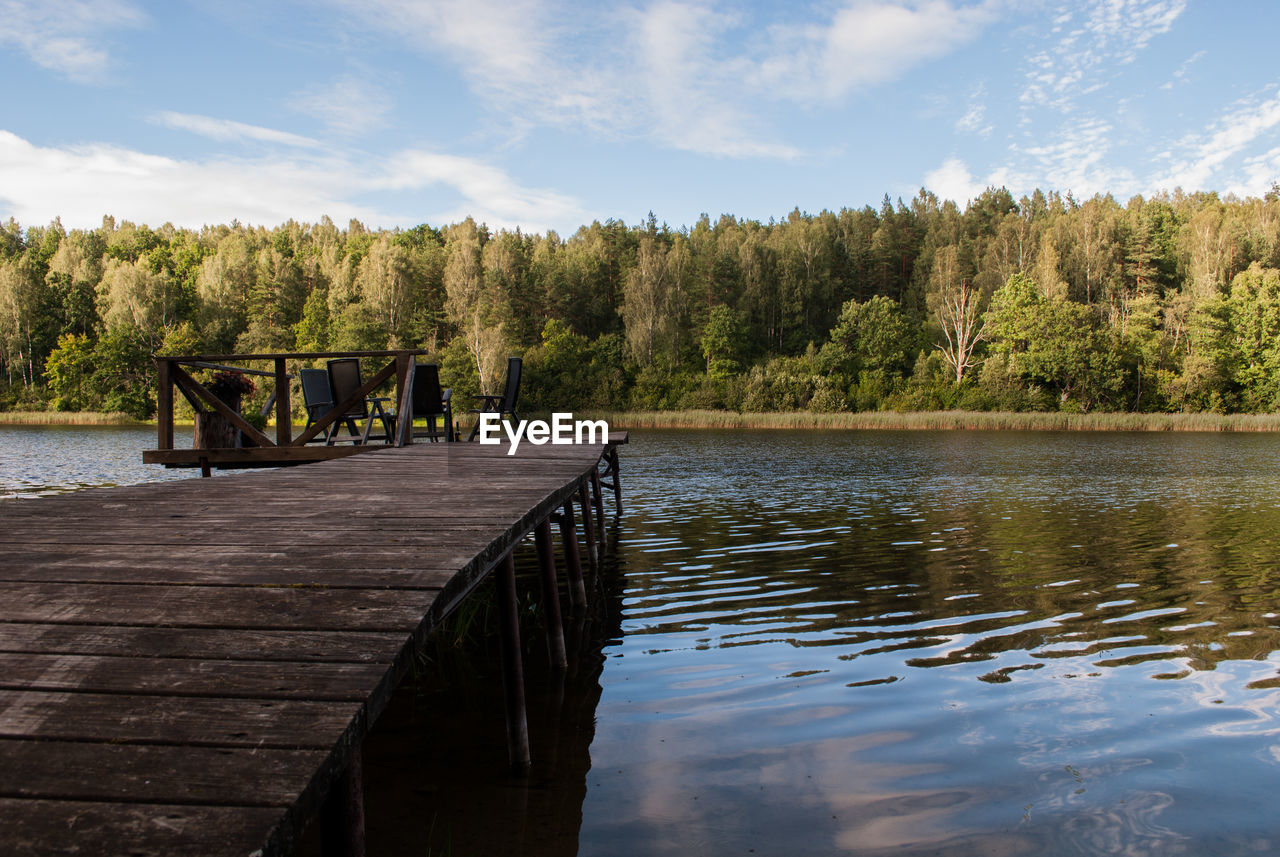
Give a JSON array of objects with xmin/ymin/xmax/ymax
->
[
  {"xmin": 1161, "ymin": 48, "xmax": 1205, "ymax": 90},
  {"xmin": 318, "ymin": 0, "xmax": 995, "ymax": 160},
  {"xmin": 632, "ymin": 0, "xmax": 998, "ymax": 155},
  {"xmin": 1084, "ymin": 0, "xmax": 1184, "ymax": 61},
  {"xmin": 1021, "ymin": 0, "xmax": 1185, "ymax": 110},
  {"xmin": 1153, "ymin": 86, "xmax": 1280, "ymax": 193},
  {"xmin": 0, "ymin": 130, "xmax": 584, "ymax": 233},
  {"xmin": 956, "ymin": 83, "xmax": 992, "ymax": 136},
  {"xmin": 0, "ymin": 0, "xmax": 146, "ymax": 83},
  {"xmin": 291, "ymin": 75, "xmax": 395, "ymax": 137},
  {"xmin": 370, "ymin": 150, "xmax": 585, "ymax": 229},
  {"xmin": 1016, "ymin": 117, "xmax": 1135, "ymax": 197},
  {"xmin": 816, "ymin": 0, "xmax": 995, "ymax": 99},
  {"xmin": 324, "ymin": 0, "xmax": 620, "ymax": 133},
  {"xmin": 749, "ymin": 0, "xmax": 998, "ymax": 103},
  {"xmin": 629, "ymin": 1, "xmax": 799, "ymax": 159},
  {"xmin": 924, "ymin": 157, "xmax": 985, "ymax": 206},
  {"xmin": 1237, "ymin": 146, "xmax": 1280, "ymax": 198},
  {"xmin": 150, "ymin": 112, "xmax": 324, "ymax": 149}
]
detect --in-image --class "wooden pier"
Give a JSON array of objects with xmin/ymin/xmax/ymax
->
[
  {"xmin": 146, "ymin": 350, "xmax": 431, "ymax": 472},
  {"xmin": 0, "ymin": 436, "xmax": 625, "ymax": 856}
]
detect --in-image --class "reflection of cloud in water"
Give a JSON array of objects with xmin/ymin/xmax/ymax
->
[
  {"xmin": 403, "ymin": 430, "xmax": 1280, "ymax": 857},
  {"xmin": 1055, "ymin": 792, "xmax": 1186, "ymax": 857},
  {"xmin": 1177, "ymin": 663, "xmax": 1280, "ymax": 739}
]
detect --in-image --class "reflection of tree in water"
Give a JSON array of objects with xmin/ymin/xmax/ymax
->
[
  {"xmin": 618, "ymin": 494, "xmax": 1280, "ymax": 681},
  {"xmin": 298, "ymin": 534, "xmax": 628, "ymax": 857},
  {"xmin": 297, "ymin": 431, "xmax": 1280, "ymax": 856}
]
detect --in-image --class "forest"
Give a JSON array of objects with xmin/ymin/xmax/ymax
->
[{"xmin": 4, "ymin": 185, "xmax": 1280, "ymax": 421}]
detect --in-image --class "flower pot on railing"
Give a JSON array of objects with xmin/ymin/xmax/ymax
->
[{"xmin": 193, "ymin": 372, "xmax": 254, "ymax": 450}]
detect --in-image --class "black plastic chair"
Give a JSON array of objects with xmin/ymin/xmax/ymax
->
[
  {"xmin": 326, "ymin": 358, "xmax": 392, "ymax": 445},
  {"xmin": 389, "ymin": 362, "xmax": 454, "ymax": 442},
  {"xmin": 468, "ymin": 356, "xmax": 521, "ymax": 441},
  {"xmin": 299, "ymin": 367, "xmax": 354, "ymax": 443}
]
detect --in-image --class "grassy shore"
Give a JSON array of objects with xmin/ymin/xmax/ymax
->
[
  {"xmin": 586, "ymin": 409, "xmax": 1280, "ymax": 432},
  {"xmin": 0, "ymin": 411, "xmax": 146, "ymax": 426},
  {"xmin": 5, "ymin": 407, "xmax": 1280, "ymax": 432}
]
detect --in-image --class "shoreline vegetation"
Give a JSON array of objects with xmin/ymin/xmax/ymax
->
[
  {"xmin": 5, "ymin": 408, "xmax": 1280, "ymax": 433},
  {"xmin": 9, "ymin": 188, "xmax": 1280, "ymax": 427},
  {"xmin": 0, "ymin": 411, "xmax": 146, "ymax": 426},
  {"xmin": 593, "ymin": 410, "xmax": 1280, "ymax": 432}
]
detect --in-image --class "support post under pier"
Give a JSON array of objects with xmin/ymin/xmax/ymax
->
[
  {"xmin": 578, "ymin": 480, "xmax": 598, "ymax": 571},
  {"xmin": 591, "ymin": 469, "xmax": 606, "ymax": 550},
  {"xmin": 495, "ymin": 550, "xmax": 531, "ymax": 770},
  {"xmin": 556, "ymin": 500, "xmax": 587, "ymax": 609},
  {"xmin": 535, "ymin": 518, "xmax": 568, "ymax": 670},
  {"xmin": 320, "ymin": 745, "xmax": 366, "ymax": 857}
]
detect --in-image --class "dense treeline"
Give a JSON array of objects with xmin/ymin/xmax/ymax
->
[{"xmin": 4, "ymin": 185, "xmax": 1280, "ymax": 420}]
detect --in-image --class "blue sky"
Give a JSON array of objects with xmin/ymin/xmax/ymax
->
[{"xmin": 2, "ymin": 0, "xmax": 1278, "ymax": 235}]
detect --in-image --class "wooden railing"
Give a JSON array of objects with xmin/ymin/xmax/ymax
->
[{"xmin": 154, "ymin": 350, "xmax": 428, "ymax": 459}]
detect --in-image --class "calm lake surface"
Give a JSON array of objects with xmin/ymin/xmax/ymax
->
[
  {"xmin": 0, "ymin": 425, "xmax": 197, "ymax": 499},
  {"xmin": 6, "ymin": 427, "xmax": 1280, "ymax": 855}
]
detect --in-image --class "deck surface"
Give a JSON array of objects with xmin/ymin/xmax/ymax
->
[{"xmin": 0, "ymin": 437, "xmax": 622, "ymax": 857}]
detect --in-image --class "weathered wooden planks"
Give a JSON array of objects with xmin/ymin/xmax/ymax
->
[
  {"xmin": 0, "ymin": 654, "xmax": 387, "ymax": 700},
  {"xmin": 0, "ymin": 691, "xmax": 358, "ymax": 748},
  {"xmin": 0, "ymin": 436, "xmax": 624, "ymax": 857},
  {"xmin": 0, "ymin": 741, "xmax": 329, "ymax": 806},
  {"xmin": 0, "ymin": 582, "xmax": 441, "ymax": 630},
  {"xmin": 0, "ymin": 624, "xmax": 406, "ymax": 662},
  {"xmin": 1, "ymin": 799, "xmax": 285, "ymax": 857}
]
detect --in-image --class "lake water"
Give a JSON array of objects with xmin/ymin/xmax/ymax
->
[
  {"xmin": 0, "ymin": 425, "xmax": 198, "ymax": 499},
  {"xmin": 360, "ymin": 429, "xmax": 1280, "ymax": 857},
  {"xmin": 6, "ymin": 427, "xmax": 1280, "ymax": 855}
]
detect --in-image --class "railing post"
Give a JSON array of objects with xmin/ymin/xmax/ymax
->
[
  {"xmin": 274, "ymin": 357, "xmax": 291, "ymax": 446},
  {"xmin": 496, "ymin": 550, "xmax": 531, "ymax": 769},
  {"xmin": 395, "ymin": 358, "xmax": 416, "ymax": 447},
  {"xmin": 156, "ymin": 358, "xmax": 173, "ymax": 451}
]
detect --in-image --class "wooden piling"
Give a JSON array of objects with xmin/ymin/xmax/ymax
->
[
  {"xmin": 603, "ymin": 445, "xmax": 623, "ymax": 516},
  {"xmin": 557, "ymin": 500, "xmax": 587, "ymax": 609},
  {"xmin": 495, "ymin": 551, "xmax": 531, "ymax": 770},
  {"xmin": 535, "ymin": 519, "xmax": 568, "ymax": 671},
  {"xmin": 320, "ymin": 746, "xmax": 365, "ymax": 857},
  {"xmin": 591, "ymin": 469, "xmax": 606, "ymax": 549},
  {"xmin": 578, "ymin": 479, "xmax": 598, "ymax": 571}
]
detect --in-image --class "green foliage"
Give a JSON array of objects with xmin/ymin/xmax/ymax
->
[
  {"xmin": 294, "ymin": 286, "xmax": 331, "ymax": 352},
  {"xmin": 92, "ymin": 326, "xmax": 153, "ymax": 418},
  {"xmin": 438, "ymin": 335, "xmax": 482, "ymax": 406},
  {"xmin": 7, "ymin": 188, "xmax": 1280, "ymax": 418},
  {"xmin": 822, "ymin": 295, "xmax": 918, "ymax": 379},
  {"xmin": 741, "ymin": 355, "xmax": 817, "ymax": 412},
  {"xmin": 44, "ymin": 333, "xmax": 95, "ymax": 411},
  {"xmin": 330, "ymin": 302, "xmax": 387, "ymax": 351},
  {"xmin": 519, "ymin": 320, "xmax": 627, "ymax": 412},
  {"xmin": 1227, "ymin": 264, "xmax": 1280, "ymax": 412},
  {"xmin": 700, "ymin": 305, "xmax": 746, "ymax": 379},
  {"xmin": 985, "ymin": 273, "xmax": 1125, "ymax": 410}
]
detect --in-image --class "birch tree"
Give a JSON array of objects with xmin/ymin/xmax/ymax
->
[
  {"xmin": 444, "ymin": 219, "xmax": 506, "ymax": 393},
  {"xmin": 620, "ymin": 235, "xmax": 671, "ymax": 367},
  {"xmin": 928, "ymin": 245, "xmax": 987, "ymax": 383},
  {"xmin": 100, "ymin": 257, "xmax": 175, "ymax": 349},
  {"xmin": 0, "ymin": 256, "xmax": 41, "ymax": 387}
]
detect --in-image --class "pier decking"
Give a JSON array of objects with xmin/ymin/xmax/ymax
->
[{"xmin": 0, "ymin": 437, "xmax": 624, "ymax": 856}]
